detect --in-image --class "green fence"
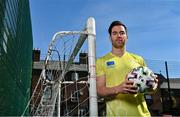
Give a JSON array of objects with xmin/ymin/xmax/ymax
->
[{"xmin": 0, "ymin": 0, "xmax": 33, "ymax": 115}]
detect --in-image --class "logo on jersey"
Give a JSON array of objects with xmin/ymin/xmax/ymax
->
[{"xmin": 106, "ymin": 61, "xmax": 115, "ymax": 68}]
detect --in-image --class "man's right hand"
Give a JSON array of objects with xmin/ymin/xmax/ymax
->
[{"xmin": 114, "ymin": 79, "xmax": 138, "ymax": 94}]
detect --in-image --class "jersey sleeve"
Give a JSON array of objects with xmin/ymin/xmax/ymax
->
[
  {"xmin": 139, "ymin": 56, "xmax": 147, "ymax": 66},
  {"xmin": 96, "ymin": 58, "xmax": 105, "ymax": 77},
  {"xmin": 129, "ymin": 52, "xmax": 147, "ymax": 67}
]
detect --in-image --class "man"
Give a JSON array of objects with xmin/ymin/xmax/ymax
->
[{"xmin": 96, "ymin": 21, "xmax": 152, "ymax": 116}]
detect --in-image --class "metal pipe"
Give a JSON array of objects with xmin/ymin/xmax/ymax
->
[
  {"xmin": 87, "ymin": 17, "xmax": 98, "ymax": 116},
  {"xmin": 165, "ymin": 61, "xmax": 172, "ymax": 110}
]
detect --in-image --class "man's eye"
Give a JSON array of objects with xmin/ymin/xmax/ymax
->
[
  {"xmin": 112, "ymin": 32, "xmax": 118, "ymax": 35},
  {"xmin": 120, "ymin": 31, "xmax": 125, "ymax": 35},
  {"xmin": 112, "ymin": 31, "xmax": 125, "ymax": 35}
]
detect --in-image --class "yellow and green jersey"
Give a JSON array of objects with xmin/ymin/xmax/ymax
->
[{"xmin": 96, "ymin": 52, "xmax": 151, "ymax": 117}]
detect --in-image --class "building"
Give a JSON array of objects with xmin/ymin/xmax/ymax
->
[
  {"xmin": 147, "ymin": 74, "xmax": 180, "ymax": 116},
  {"xmin": 0, "ymin": 0, "xmax": 33, "ymax": 115},
  {"xmin": 31, "ymin": 50, "xmax": 89, "ymax": 116}
]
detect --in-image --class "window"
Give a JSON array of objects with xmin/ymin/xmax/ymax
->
[{"xmin": 3, "ymin": 31, "xmax": 8, "ymax": 53}]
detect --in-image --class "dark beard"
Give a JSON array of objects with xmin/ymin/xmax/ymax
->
[{"xmin": 112, "ymin": 41, "xmax": 125, "ymax": 49}]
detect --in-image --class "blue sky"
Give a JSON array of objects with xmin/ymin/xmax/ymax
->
[{"xmin": 30, "ymin": 0, "xmax": 180, "ymax": 62}]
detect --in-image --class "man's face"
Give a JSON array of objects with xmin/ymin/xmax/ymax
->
[{"xmin": 110, "ymin": 25, "xmax": 127, "ymax": 49}]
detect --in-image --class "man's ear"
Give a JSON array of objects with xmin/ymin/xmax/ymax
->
[
  {"xmin": 126, "ymin": 35, "xmax": 128, "ymax": 41},
  {"xmin": 109, "ymin": 35, "xmax": 112, "ymax": 42}
]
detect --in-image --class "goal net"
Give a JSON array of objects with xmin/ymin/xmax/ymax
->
[{"xmin": 22, "ymin": 17, "xmax": 98, "ymax": 116}]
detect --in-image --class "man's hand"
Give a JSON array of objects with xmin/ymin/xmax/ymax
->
[
  {"xmin": 96, "ymin": 75, "xmax": 138, "ymax": 97},
  {"xmin": 114, "ymin": 79, "xmax": 138, "ymax": 94}
]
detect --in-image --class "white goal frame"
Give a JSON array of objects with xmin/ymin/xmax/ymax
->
[{"xmin": 22, "ymin": 17, "xmax": 98, "ymax": 116}]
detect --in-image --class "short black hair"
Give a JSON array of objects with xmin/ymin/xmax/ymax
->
[{"xmin": 108, "ymin": 20, "xmax": 127, "ymax": 35}]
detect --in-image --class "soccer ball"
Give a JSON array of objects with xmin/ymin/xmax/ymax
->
[{"xmin": 127, "ymin": 66, "xmax": 158, "ymax": 93}]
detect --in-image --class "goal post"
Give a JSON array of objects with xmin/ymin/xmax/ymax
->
[
  {"xmin": 22, "ymin": 17, "xmax": 98, "ymax": 116},
  {"xmin": 87, "ymin": 17, "xmax": 98, "ymax": 116},
  {"xmin": 46, "ymin": 17, "xmax": 98, "ymax": 116}
]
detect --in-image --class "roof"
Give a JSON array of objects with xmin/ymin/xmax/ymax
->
[
  {"xmin": 160, "ymin": 78, "xmax": 180, "ymax": 89},
  {"xmin": 33, "ymin": 61, "xmax": 88, "ymax": 72}
]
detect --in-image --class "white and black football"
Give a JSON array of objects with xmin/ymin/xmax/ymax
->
[{"xmin": 127, "ymin": 66, "xmax": 158, "ymax": 93}]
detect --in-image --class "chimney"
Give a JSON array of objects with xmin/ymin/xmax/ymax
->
[
  {"xmin": 33, "ymin": 49, "xmax": 40, "ymax": 61},
  {"xmin": 79, "ymin": 52, "xmax": 88, "ymax": 64}
]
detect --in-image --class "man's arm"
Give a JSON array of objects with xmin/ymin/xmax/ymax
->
[{"xmin": 96, "ymin": 75, "xmax": 138, "ymax": 97}]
